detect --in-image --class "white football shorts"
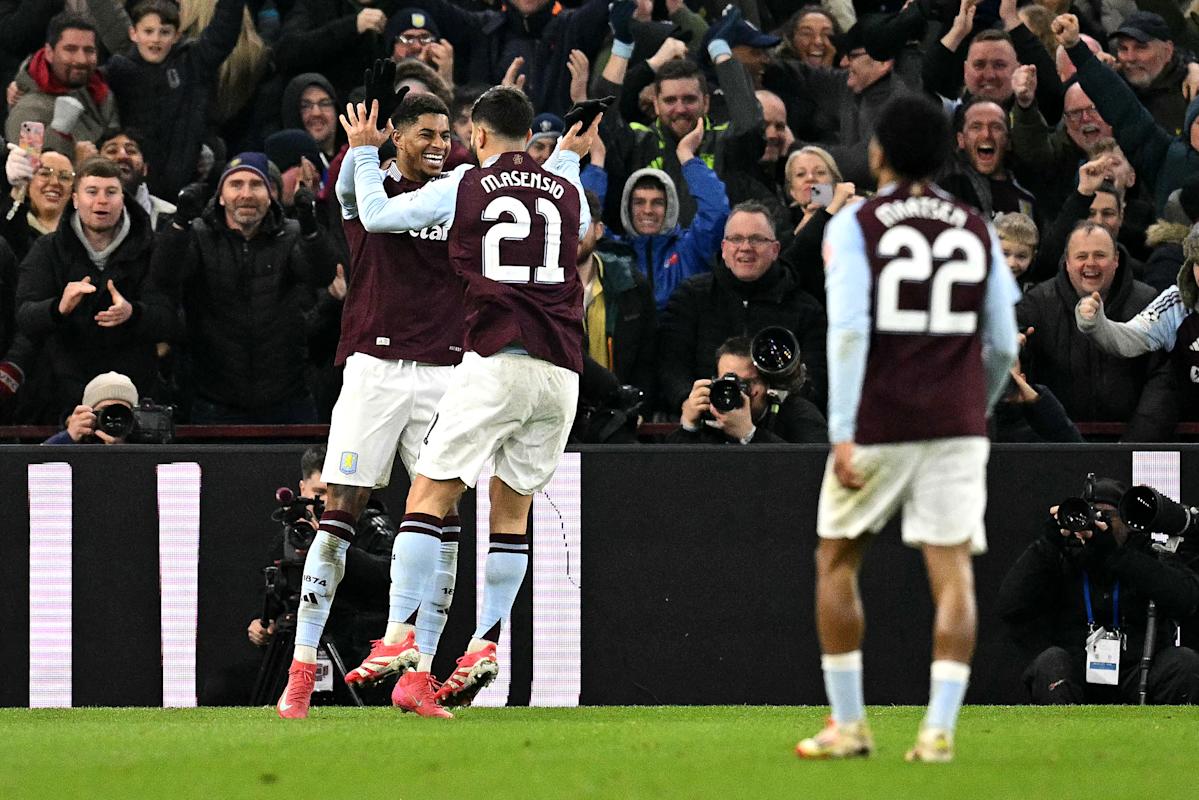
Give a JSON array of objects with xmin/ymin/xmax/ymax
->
[
  {"xmin": 415, "ymin": 351, "xmax": 579, "ymax": 495},
  {"xmin": 323, "ymin": 353, "xmax": 454, "ymax": 488},
  {"xmin": 816, "ymin": 436, "xmax": 989, "ymax": 554}
]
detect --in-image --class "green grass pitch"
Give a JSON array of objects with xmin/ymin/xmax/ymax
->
[{"xmin": 1, "ymin": 705, "xmax": 1196, "ymax": 799}]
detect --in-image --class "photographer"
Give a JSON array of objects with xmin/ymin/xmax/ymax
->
[
  {"xmin": 667, "ymin": 335, "xmax": 826, "ymax": 445},
  {"xmin": 200, "ymin": 446, "xmax": 395, "ymax": 706},
  {"xmin": 43, "ymin": 371, "xmax": 137, "ymax": 444},
  {"xmin": 996, "ymin": 476, "xmax": 1199, "ymax": 704}
]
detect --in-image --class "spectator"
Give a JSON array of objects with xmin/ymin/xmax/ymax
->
[
  {"xmin": 385, "ymin": 7, "xmax": 454, "ymax": 89},
  {"xmin": 994, "ymin": 211, "xmax": 1038, "ymax": 289},
  {"xmin": 1107, "ymin": 11, "xmax": 1194, "ymax": 136},
  {"xmin": 1140, "ymin": 173, "xmax": 1199, "ymax": 293},
  {"xmin": 97, "ymin": 129, "xmax": 176, "ymax": 231},
  {"xmin": 2, "ymin": 147, "xmax": 73, "ymax": 261},
  {"xmin": 0, "ymin": 0, "xmax": 65, "ymax": 133},
  {"xmin": 779, "ymin": 6, "xmax": 838, "ymax": 69},
  {"xmin": 1058, "ymin": 15, "xmax": 1199, "ymax": 217},
  {"xmin": 413, "ymin": 0, "xmax": 610, "ymax": 116},
  {"xmin": 657, "ymin": 200, "xmax": 827, "ymax": 416},
  {"xmin": 778, "ymin": 146, "xmax": 857, "ymax": 305},
  {"xmin": 6, "ymin": 13, "xmax": 120, "ymax": 161},
  {"xmin": 273, "ymin": 0, "xmax": 396, "ymax": 101},
  {"xmin": 699, "ymin": 6, "xmax": 780, "ymax": 90},
  {"xmin": 617, "ymin": 116, "xmax": 729, "ymax": 310},
  {"xmin": 154, "ymin": 152, "xmax": 337, "ymax": 424},
  {"xmin": 941, "ymin": 99, "xmax": 1037, "ymax": 221},
  {"xmin": 93, "ymin": 0, "xmax": 243, "ymax": 200},
  {"xmin": 15, "ymin": 157, "xmax": 172, "ymax": 423},
  {"xmin": 43, "ymin": 369, "xmax": 139, "ymax": 444},
  {"xmin": 527, "ymin": 113, "xmax": 564, "ymax": 166},
  {"xmin": 1016, "ymin": 221, "xmax": 1177, "ymax": 441},
  {"xmin": 668, "ymin": 334, "xmax": 826, "ymax": 444},
  {"xmin": 1036, "ymin": 158, "xmax": 1143, "ymax": 280},
  {"xmin": 577, "ymin": 190, "xmax": 656, "ymax": 407},
  {"xmin": 280, "ymin": 73, "xmax": 340, "ymax": 169},
  {"xmin": 597, "ymin": 5, "xmax": 762, "ymax": 229},
  {"xmin": 721, "ymin": 88, "xmax": 794, "ymax": 239}
]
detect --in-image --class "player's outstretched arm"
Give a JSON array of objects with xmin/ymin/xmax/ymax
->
[
  {"xmin": 1077, "ymin": 286, "xmax": 1181, "ymax": 357},
  {"xmin": 980, "ymin": 229, "xmax": 1021, "ymax": 410},
  {"xmin": 822, "ymin": 208, "xmax": 872, "ymax": 447},
  {"xmin": 336, "ymin": 145, "xmax": 358, "ymax": 220}
]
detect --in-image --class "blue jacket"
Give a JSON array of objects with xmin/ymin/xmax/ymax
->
[
  {"xmin": 619, "ymin": 159, "xmax": 730, "ymax": 310},
  {"xmin": 1069, "ymin": 42, "xmax": 1199, "ymax": 215}
]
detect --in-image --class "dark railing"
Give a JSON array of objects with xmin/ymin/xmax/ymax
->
[{"xmin": 3, "ymin": 422, "xmax": 1199, "ymax": 444}]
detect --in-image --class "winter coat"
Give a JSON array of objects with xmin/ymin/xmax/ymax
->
[
  {"xmin": 665, "ymin": 391, "xmax": 827, "ymax": 444},
  {"xmin": 415, "ymin": 0, "xmax": 610, "ymax": 117},
  {"xmin": 657, "ymin": 259, "xmax": 827, "ymax": 415},
  {"xmin": 14, "ymin": 202, "xmax": 171, "ymax": 420},
  {"xmin": 1068, "ymin": 42, "xmax": 1199, "ymax": 215},
  {"xmin": 593, "ymin": 239, "xmax": 657, "ymax": 407},
  {"xmin": 1016, "ymin": 259, "xmax": 1177, "ymax": 441},
  {"xmin": 97, "ymin": 0, "xmax": 243, "ymax": 199},
  {"xmin": 153, "ymin": 200, "xmax": 337, "ymax": 411},
  {"xmin": 7, "ymin": 50, "xmax": 120, "ymax": 155},
  {"xmin": 274, "ymin": 0, "xmax": 404, "ymax": 100},
  {"xmin": 619, "ymin": 162, "xmax": 729, "ymax": 310},
  {"xmin": 1143, "ymin": 220, "xmax": 1190, "ymax": 294}
]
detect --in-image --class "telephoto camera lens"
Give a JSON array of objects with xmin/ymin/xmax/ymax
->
[
  {"xmin": 1055, "ymin": 497, "xmax": 1095, "ymax": 532},
  {"xmin": 95, "ymin": 404, "xmax": 135, "ymax": 439}
]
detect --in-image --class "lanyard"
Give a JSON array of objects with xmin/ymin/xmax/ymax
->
[{"xmin": 1082, "ymin": 571, "xmax": 1119, "ymax": 630}]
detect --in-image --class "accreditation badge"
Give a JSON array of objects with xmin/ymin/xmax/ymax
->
[{"xmin": 1085, "ymin": 626, "xmax": 1121, "ymax": 686}]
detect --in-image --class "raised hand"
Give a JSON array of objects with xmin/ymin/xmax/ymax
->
[
  {"xmin": 94, "ymin": 279, "xmax": 133, "ymax": 328},
  {"xmin": 567, "ymin": 49, "xmax": 591, "ymax": 105},
  {"xmin": 676, "ymin": 117, "xmax": 704, "ymax": 162},
  {"xmin": 1012, "ymin": 64, "xmax": 1037, "ymax": 109},
  {"xmin": 1077, "ymin": 156, "xmax": 1107, "ymax": 196},
  {"xmin": 608, "ymin": 0, "xmax": 636, "ymax": 43},
  {"xmin": 1077, "ymin": 290, "xmax": 1103, "ymax": 321},
  {"xmin": 1051, "ymin": 14, "xmax": 1080, "ymax": 48},
  {"xmin": 58, "ymin": 274, "xmax": 96, "ymax": 316},
  {"xmin": 502, "ymin": 56, "xmax": 527, "ymax": 92},
  {"xmin": 560, "ymin": 114, "xmax": 603, "ymax": 158},
  {"xmin": 339, "ymin": 101, "xmax": 393, "ymax": 149}
]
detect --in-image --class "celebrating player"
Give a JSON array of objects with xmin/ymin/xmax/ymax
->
[
  {"xmin": 277, "ymin": 85, "xmax": 466, "ymax": 720},
  {"xmin": 338, "ymin": 86, "xmax": 595, "ymax": 715},
  {"xmin": 796, "ymin": 94, "xmax": 1020, "ymax": 762}
]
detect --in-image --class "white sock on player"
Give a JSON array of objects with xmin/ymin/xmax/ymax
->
[
  {"xmin": 293, "ymin": 532, "xmax": 349, "ymax": 663},
  {"xmin": 822, "ymin": 650, "xmax": 865, "ymax": 724},
  {"xmin": 925, "ymin": 660, "xmax": 970, "ymax": 732}
]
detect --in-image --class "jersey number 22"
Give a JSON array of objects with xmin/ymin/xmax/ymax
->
[{"xmin": 875, "ymin": 225, "xmax": 986, "ymax": 335}]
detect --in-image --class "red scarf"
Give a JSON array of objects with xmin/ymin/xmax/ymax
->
[{"xmin": 26, "ymin": 48, "xmax": 109, "ymax": 106}]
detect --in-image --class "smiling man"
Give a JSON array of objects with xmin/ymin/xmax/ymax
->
[
  {"xmin": 97, "ymin": 129, "xmax": 176, "ymax": 230},
  {"xmin": 282, "ymin": 73, "xmax": 341, "ymax": 166},
  {"xmin": 945, "ymin": 100, "xmax": 1037, "ymax": 220},
  {"xmin": 1016, "ymin": 220, "xmax": 1177, "ymax": 441},
  {"xmin": 1108, "ymin": 11, "xmax": 1190, "ymax": 135}
]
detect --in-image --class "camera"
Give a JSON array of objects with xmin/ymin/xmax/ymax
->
[
  {"xmin": 271, "ymin": 486, "xmax": 323, "ymax": 573},
  {"xmin": 1056, "ymin": 473, "xmax": 1110, "ymax": 533},
  {"xmin": 95, "ymin": 399, "xmax": 176, "ymax": 443},
  {"xmin": 1119, "ymin": 485, "xmax": 1196, "ymax": 555},
  {"xmin": 709, "ymin": 372, "xmax": 749, "ymax": 413},
  {"xmin": 750, "ymin": 327, "xmax": 805, "ymax": 390}
]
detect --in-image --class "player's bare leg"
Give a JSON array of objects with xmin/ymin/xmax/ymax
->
[
  {"xmin": 906, "ymin": 541, "xmax": 976, "ymax": 763},
  {"xmin": 278, "ymin": 483, "xmax": 371, "ymax": 718},
  {"xmin": 797, "ymin": 536, "xmax": 874, "ymax": 758},
  {"xmin": 437, "ymin": 476, "xmax": 530, "ymax": 707}
]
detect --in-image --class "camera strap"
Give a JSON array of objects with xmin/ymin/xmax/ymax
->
[{"xmin": 1083, "ymin": 572, "xmax": 1122, "ymax": 686}]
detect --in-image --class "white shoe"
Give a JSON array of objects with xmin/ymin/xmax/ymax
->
[{"xmin": 905, "ymin": 726, "xmax": 954, "ymax": 763}]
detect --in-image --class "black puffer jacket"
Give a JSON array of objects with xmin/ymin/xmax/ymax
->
[
  {"xmin": 155, "ymin": 200, "xmax": 336, "ymax": 411},
  {"xmin": 15, "ymin": 202, "xmax": 172, "ymax": 420},
  {"xmin": 1016, "ymin": 260, "xmax": 1177, "ymax": 441},
  {"xmin": 657, "ymin": 260, "xmax": 827, "ymax": 415}
]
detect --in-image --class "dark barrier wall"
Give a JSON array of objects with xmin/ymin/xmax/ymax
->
[{"xmin": 1, "ymin": 445, "xmax": 1193, "ymax": 707}]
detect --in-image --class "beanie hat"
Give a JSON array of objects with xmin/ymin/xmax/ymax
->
[
  {"xmin": 264, "ymin": 129, "xmax": 323, "ymax": 174},
  {"xmin": 385, "ymin": 7, "xmax": 440, "ymax": 46},
  {"xmin": 529, "ymin": 112, "xmax": 565, "ymax": 146},
  {"xmin": 82, "ymin": 371, "xmax": 138, "ymax": 409},
  {"xmin": 219, "ymin": 152, "xmax": 272, "ymax": 191}
]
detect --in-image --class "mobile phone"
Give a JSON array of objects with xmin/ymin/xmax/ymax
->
[
  {"xmin": 810, "ymin": 183, "xmax": 834, "ymax": 207},
  {"xmin": 19, "ymin": 120, "xmax": 45, "ymax": 158},
  {"xmin": 564, "ymin": 96, "xmax": 614, "ymax": 133}
]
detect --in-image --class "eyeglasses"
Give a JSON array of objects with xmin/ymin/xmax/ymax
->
[
  {"xmin": 34, "ymin": 167, "xmax": 75, "ymax": 183},
  {"xmin": 1063, "ymin": 105, "xmax": 1099, "ymax": 122},
  {"xmin": 397, "ymin": 33, "xmax": 436, "ymax": 45},
  {"xmin": 724, "ymin": 235, "xmax": 777, "ymax": 247},
  {"xmin": 299, "ymin": 99, "xmax": 335, "ymax": 112}
]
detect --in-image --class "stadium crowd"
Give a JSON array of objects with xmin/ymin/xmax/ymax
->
[{"xmin": 5, "ymin": 0, "xmax": 1199, "ymax": 442}]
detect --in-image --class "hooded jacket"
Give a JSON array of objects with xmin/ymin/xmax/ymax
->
[
  {"xmin": 657, "ymin": 259, "xmax": 827, "ymax": 415},
  {"xmin": 619, "ymin": 161, "xmax": 729, "ymax": 310},
  {"xmin": 152, "ymin": 198, "xmax": 337, "ymax": 410},
  {"xmin": 1068, "ymin": 42, "xmax": 1199, "ymax": 215},
  {"xmin": 281, "ymin": 73, "xmax": 338, "ymax": 134},
  {"xmin": 14, "ymin": 201, "xmax": 172, "ymax": 421},
  {"xmin": 1016, "ymin": 255, "xmax": 1177, "ymax": 441},
  {"xmin": 6, "ymin": 50, "xmax": 120, "ymax": 157}
]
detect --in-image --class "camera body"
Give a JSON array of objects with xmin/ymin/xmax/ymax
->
[
  {"xmin": 268, "ymin": 488, "xmax": 324, "ymax": 601},
  {"xmin": 95, "ymin": 399, "xmax": 176, "ymax": 443},
  {"xmin": 709, "ymin": 372, "xmax": 750, "ymax": 414}
]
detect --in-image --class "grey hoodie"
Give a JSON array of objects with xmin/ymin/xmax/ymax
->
[{"xmin": 620, "ymin": 167, "xmax": 680, "ymax": 238}]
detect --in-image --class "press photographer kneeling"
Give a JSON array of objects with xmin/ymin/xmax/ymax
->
[
  {"xmin": 42, "ymin": 370, "xmax": 173, "ymax": 444},
  {"xmin": 201, "ymin": 446, "xmax": 396, "ymax": 706},
  {"xmin": 996, "ymin": 476, "xmax": 1199, "ymax": 704}
]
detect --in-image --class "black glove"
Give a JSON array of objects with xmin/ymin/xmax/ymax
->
[
  {"xmin": 608, "ymin": 0, "xmax": 636, "ymax": 43},
  {"xmin": 706, "ymin": 5, "xmax": 743, "ymax": 46},
  {"xmin": 293, "ymin": 185, "xmax": 318, "ymax": 237},
  {"xmin": 174, "ymin": 182, "xmax": 208, "ymax": 227},
  {"xmin": 564, "ymin": 95, "xmax": 615, "ymax": 132},
  {"xmin": 363, "ymin": 58, "xmax": 409, "ymax": 126}
]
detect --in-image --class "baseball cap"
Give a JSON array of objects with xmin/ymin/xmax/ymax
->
[
  {"xmin": 529, "ymin": 112, "xmax": 565, "ymax": 146},
  {"xmin": 1109, "ymin": 11, "xmax": 1172, "ymax": 44},
  {"xmin": 82, "ymin": 371, "xmax": 138, "ymax": 409}
]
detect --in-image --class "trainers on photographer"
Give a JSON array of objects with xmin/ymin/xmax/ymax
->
[
  {"xmin": 277, "ymin": 659, "xmax": 316, "ymax": 719},
  {"xmin": 345, "ymin": 631, "xmax": 419, "ymax": 685}
]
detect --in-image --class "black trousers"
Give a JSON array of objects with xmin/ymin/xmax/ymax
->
[{"xmin": 1022, "ymin": 645, "xmax": 1199, "ymax": 704}]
